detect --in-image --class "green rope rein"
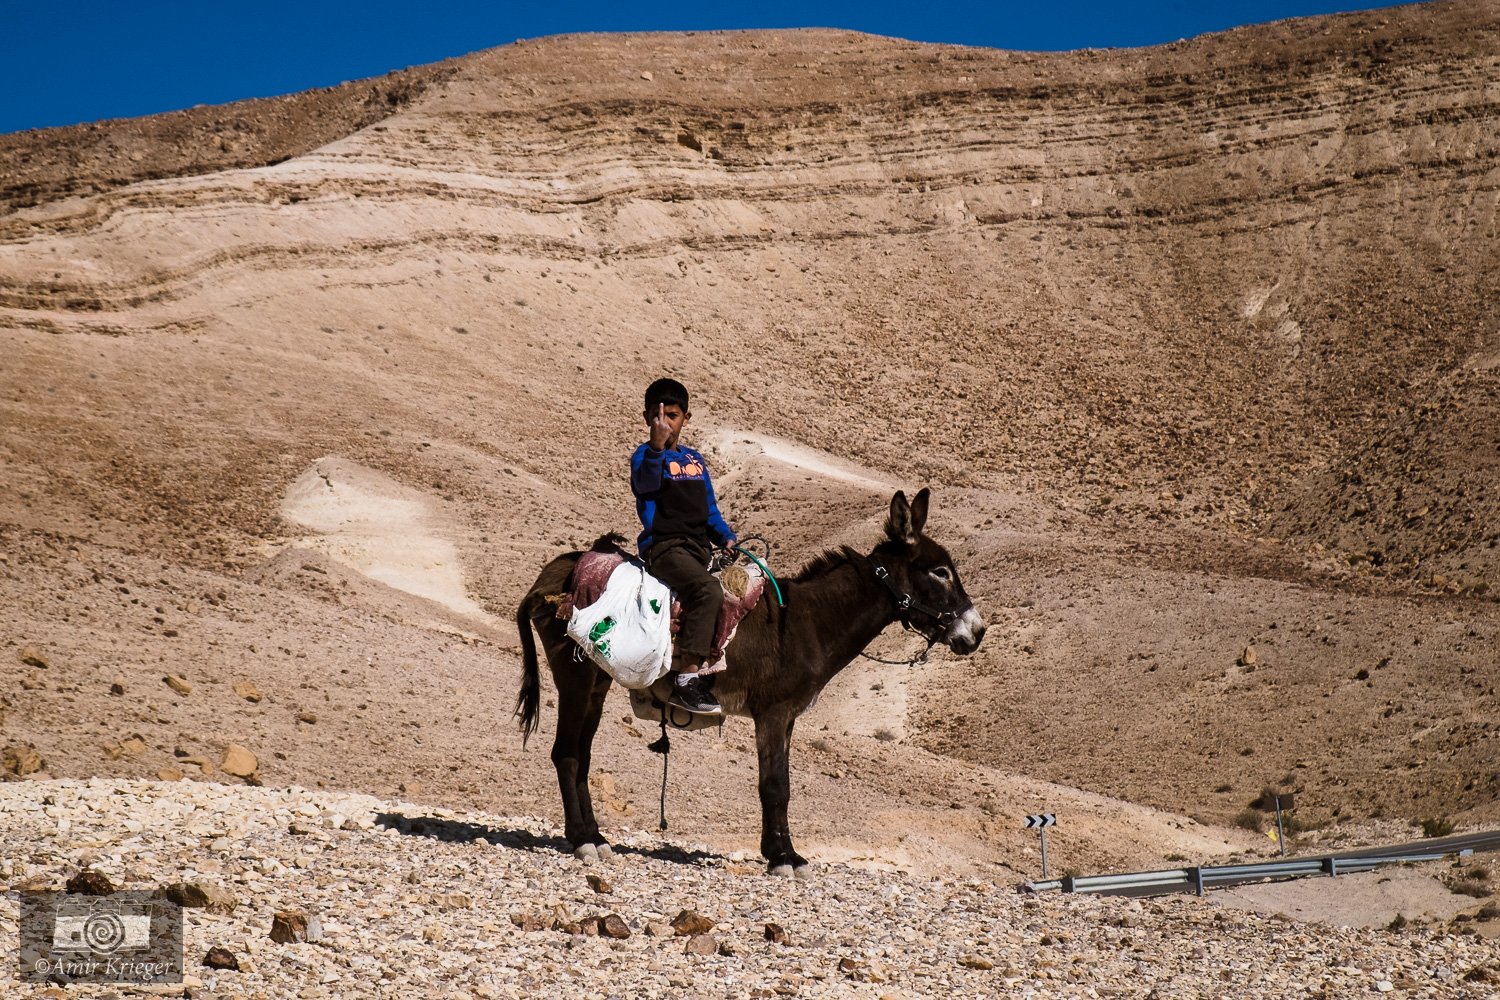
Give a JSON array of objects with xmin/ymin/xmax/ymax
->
[{"xmin": 732, "ymin": 544, "xmax": 784, "ymax": 607}]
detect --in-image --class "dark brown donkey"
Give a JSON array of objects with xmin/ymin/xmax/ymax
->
[{"xmin": 514, "ymin": 488, "xmax": 985, "ymax": 877}]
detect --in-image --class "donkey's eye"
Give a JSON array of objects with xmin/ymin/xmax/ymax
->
[{"xmin": 929, "ymin": 566, "xmax": 952, "ymax": 582}]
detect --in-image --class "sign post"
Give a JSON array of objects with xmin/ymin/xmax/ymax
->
[{"xmin": 1024, "ymin": 814, "xmax": 1057, "ymax": 877}]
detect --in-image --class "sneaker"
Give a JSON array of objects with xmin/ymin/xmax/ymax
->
[{"xmin": 667, "ymin": 674, "xmax": 722, "ymax": 715}]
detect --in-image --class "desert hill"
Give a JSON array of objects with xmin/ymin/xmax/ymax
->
[{"xmin": 2, "ymin": 0, "xmax": 1499, "ymax": 906}]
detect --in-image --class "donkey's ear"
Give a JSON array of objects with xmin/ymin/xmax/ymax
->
[
  {"xmin": 885, "ymin": 490, "xmax": 918, "ymax": 545},
  {"xmin": 909, "ymin": 487, "xmax": 930, "ymax": 537}
]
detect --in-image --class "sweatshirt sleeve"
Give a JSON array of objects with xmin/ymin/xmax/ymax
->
[
  {"xmin": 703, "ymin": 461, "xmax": 736, "ymax": 547},
  {"xmin": 631, "ymin": 444, "xmax": 663, "ymax": 496}
]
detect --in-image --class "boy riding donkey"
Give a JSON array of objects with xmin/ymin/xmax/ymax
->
[{"xmin": 630, "ymin": 378, "xmax": 736, "ymax": 716}]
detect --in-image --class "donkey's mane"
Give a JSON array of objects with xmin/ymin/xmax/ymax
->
[
  {"xmin": 789, "ymin": 545, "xmax": 863, "ymax": 583},
  {"xmin": 790, "ymin": 536, "xmax": 922, "ymax": 584}
]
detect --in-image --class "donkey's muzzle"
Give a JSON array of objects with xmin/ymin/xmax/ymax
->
[{"xmin": 947, "ymin": 607, "xmax": 986, "ymax": 655}]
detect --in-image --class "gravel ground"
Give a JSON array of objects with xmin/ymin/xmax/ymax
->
[{"xmin": 3, "ymin": 779, "xmax": 1498, "ymax": 998}]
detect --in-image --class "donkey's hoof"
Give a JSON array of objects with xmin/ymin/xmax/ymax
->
[
  {"xmin": 768, "ymin": 863, "xmax": 795, "ymax": 879},
  {"xmin": 573, "ymin": 843, "xmax": 600, "ymax": 863},
  {"xmin": 594, "ymin": 842, "xmax": 615, "ymax": 863},
  {"xmin": 793, "ymin": 864, "xmax": 813, "ymax": 881}
]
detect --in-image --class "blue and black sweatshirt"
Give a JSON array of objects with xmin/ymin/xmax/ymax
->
[{"xmin": 630, "ymin": 442, "xmax": 736, "ymax": 555}]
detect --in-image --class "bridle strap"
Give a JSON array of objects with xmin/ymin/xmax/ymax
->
[{"xmin": 868, "ymin": 560, "xmax": 957, "ymax": 635}]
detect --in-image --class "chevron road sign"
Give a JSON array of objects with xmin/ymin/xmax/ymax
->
[{"xmin": 1024, "ymin": 814, "xmax": 1058, "ymax": 876}]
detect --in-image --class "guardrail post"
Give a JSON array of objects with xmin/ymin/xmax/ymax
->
[
  {"xmin": 1061, "ymin": 875, "xmax": 1076, "ymax": 894},
  {"xmin": 1190, "ymin": 867, "xmax": 1205, "ymax": 896},
  {"xmin": 1323, "ymin": 857, "xmax": 1338, "ymax": 877},
  {"xmin": 1274, "ymin": 798, "xmax": 1287, "ymax": 857}
]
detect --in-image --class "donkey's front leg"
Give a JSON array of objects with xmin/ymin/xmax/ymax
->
[{"xmin": 755, "ymin": 709, "xmax": 808, "ymax": 877}]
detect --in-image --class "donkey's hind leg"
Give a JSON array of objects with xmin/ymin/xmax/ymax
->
[
  {"xmin": 574, "ymin": 666, "xmax": 616, "ymax": 861},
  {"xmin": 550, "ymin": 653, "xmax": 614, "ymax": 861}
]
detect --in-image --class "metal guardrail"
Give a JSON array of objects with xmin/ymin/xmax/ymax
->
[{"xmin": 1031, "ymin": 849, "xmax": 1472, "ymax": 897}]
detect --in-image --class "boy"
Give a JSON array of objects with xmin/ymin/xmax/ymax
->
[{"xmin": 630, "ymin": 378, "xmax": 736, "ymax": 715}]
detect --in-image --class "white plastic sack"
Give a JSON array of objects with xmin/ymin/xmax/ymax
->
[{"xmin": 566, "ymin": 561, "xmax": 673, "ymax": 690}]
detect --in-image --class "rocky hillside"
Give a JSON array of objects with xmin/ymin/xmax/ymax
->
[{"xmin": 1, "ymin": 0, "xmax": 1498, "ymax": 912}]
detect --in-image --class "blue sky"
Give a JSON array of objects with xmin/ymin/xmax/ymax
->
[{"xmin": 5, "ymin": 1, "xmax": 1412, "ymax": 134}]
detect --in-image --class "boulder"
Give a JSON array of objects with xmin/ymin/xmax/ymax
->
[
  {"xmin": 106, "ymin": 735, "xmax": 148, "ymax": 759},
  {"xmin": 269, "ymin": 910, "xmax": 321, "ymax": 944},
  {"xmin": 202, "ymin": 947, "xmax": 241, "ymax": 971},
  {"xmin": 65, "ymin": 869, "xmax": 116, "ymax": 896},
  {"xmin": 220, "ymin": 744, "xmax": 258, "ymax": 778},
  {"xmin": 2, "ymin": 745, "xmax": 43, "ymax": 778},
  {"xmin": 671, "ymin": 909, "xmax": 714, "ymax": 936},
  {"xmin": 175, "ymin": 755, "xmax": 214, "ymax": 775},
  {"xmin": 160, "ymin": 882, "xmax": 238, "ymax": 914},
  {"xmin": 596, "ymin": 914, "xmax": 631, "ymax": 939},
  {"xmin": 683, "ymin": 933, "xmax": 718, "ymax": 956},
  {"xmin": 232, "ymin": 681, "xmax": 263, "ymax": 703},
  {"xmin": 509, "ymin": 910, "xmax": 551, "ymax": 932}
]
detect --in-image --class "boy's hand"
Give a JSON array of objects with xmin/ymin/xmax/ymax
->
[{"xmin": 648, "ymin": 403, "xmax": 672, "ymax": 450}]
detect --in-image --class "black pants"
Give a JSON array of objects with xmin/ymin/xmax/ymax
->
[{"xmin": 644, "ymin": 537, "xmax": 723, "ymax": 667}]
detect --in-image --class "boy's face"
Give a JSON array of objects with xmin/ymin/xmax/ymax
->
[{"xmin": 646, "ymin": 402, "xmax": 689, "ymax": 449}]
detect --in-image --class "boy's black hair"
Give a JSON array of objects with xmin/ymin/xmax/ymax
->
[{"xmin": 644, "ymin": 377, "xmax": 690, "ymax": 412}]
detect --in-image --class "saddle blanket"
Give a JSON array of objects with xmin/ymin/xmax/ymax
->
[{"xmin": 558, "ymin": 537, "xmax": 765, "ymax": 684}]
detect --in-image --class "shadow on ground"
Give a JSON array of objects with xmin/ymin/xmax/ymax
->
[{"xmin": 376, "ymin": 812, "xmax": 724, "ymax": 866}]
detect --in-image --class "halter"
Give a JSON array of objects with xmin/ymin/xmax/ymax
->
[{"xmin": 868, "ymin": 559, "xmax": 957, "ymax": 643}]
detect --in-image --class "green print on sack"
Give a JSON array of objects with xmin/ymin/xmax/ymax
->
[
  {"xmin": 594, "ymin": 639, "xmax": 611, "ymax": 658},
  {"xmin": 649, "ymin": 599, "xmax": 661, "ymax": 614},
  {"xmin": 589, "ymin": 617, "xmax": 616, "ymax": 643}
]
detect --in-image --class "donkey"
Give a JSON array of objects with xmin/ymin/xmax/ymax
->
[{"xmin": 514, "ymin": 488, "xmax": 985, "ymax": 877}]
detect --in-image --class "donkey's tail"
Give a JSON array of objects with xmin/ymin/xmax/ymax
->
[{"xmin": 514, "ymin": 590, "xmax": 547, "ymax": 749}]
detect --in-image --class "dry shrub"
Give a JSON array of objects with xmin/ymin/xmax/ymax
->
[
  {"xmin": 1421, "ymin": 816, "xmax": 1456, "ymax": 838},
  {"xmin": 1451, "ymin": 879, "xmax": 1493, "ymax": 899}
]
